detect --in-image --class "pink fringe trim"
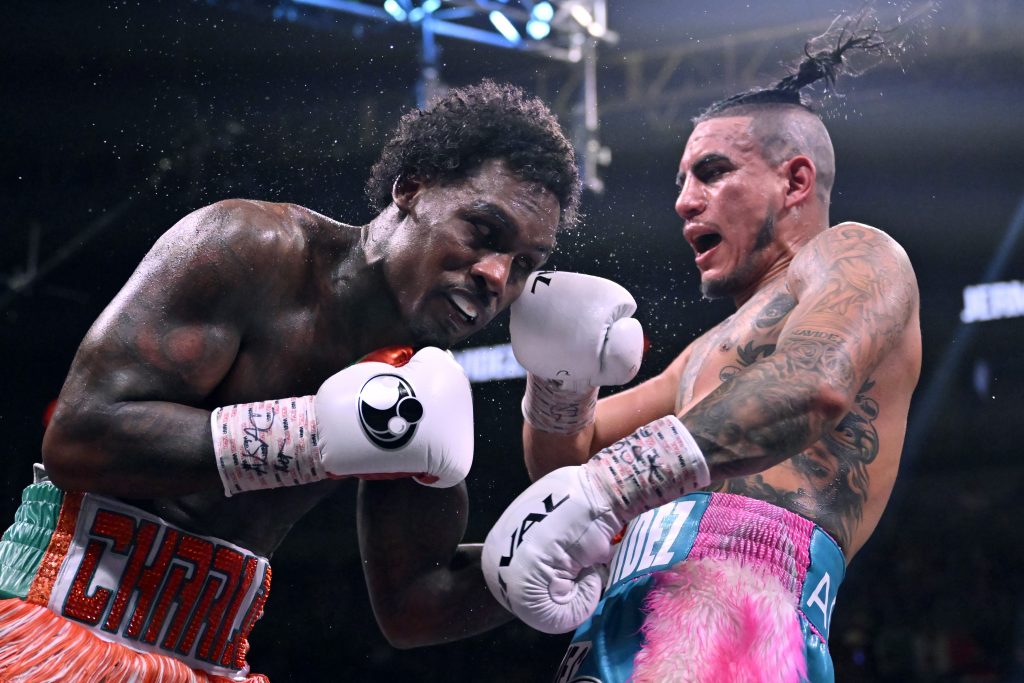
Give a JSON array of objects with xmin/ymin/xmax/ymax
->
[
  {"xmin": 632, "ymin": 558, "xmax": 807, "ymax": 683},
  {"xmin": 0, "ymin": 599, "xmax": 269, "ymax": 683}
]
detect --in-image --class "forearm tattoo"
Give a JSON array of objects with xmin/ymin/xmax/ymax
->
[
  {"xmin": 685, "ymin": 227, "xmax": 915, "ymax": 548},
  {"xmin": 712, "ymin": 379, "xmax": 880, "ymax": 549}
]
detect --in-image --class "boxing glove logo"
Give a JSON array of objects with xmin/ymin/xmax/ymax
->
[
  {"xmin": 554, "ymin": 642, "xmax": 596, "ymax": 683},
  {"xmin": 357, "ymin": 374, "xmax": 424, "ymax": 449}
]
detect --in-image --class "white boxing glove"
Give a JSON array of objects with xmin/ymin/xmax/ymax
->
[
  {"xmin": 212, "ymin": 347, "xmax": 473, "ymax": 496},
  {"xmin": 481, "ymin": 465, "xmax": 619, "ymax": 634},
  {"xmin": 511, "ymin": 271, "xmax": 644, "ymax": 392},
  {"xmin": 482, "ymin": 415, "xmax": 709, "ymax": 634}
]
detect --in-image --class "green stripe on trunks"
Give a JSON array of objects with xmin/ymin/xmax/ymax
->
[{"xmin": 0, "ymin": 482, "xmax": 64, "ymax": 599}]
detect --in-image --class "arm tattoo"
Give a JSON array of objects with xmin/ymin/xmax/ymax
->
[
  {"xmin": 687, "ymin": 226, "xmax": 914, "ymax": 548},
  {"xmin": 685, "ymin": 335, "xmax": 854, "ymax": 479},
  {"xmin": 686, "ymin": 228, "xmax": 910, "ymax": 473},
  {"xmin": 796, "ymin": 227, "xmax": 916, "ymax": 372},
  {"xmin": 713, "ymin": 379, "xmax": 880, "ymax": 549}
]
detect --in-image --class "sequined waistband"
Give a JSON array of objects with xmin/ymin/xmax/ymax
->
[
  {"xmin": 0, "ymin": 482, "xmax": 271, "ymax": 680},
  {"xmin": 604, "ymin": 492, "xmax": 846, "ymax": 642}
]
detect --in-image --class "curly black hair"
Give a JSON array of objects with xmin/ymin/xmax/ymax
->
[{"xmin": 366, "ymin": 80, "xmax": 580, "ymax": 229}]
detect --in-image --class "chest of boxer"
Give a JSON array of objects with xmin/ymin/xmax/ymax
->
[
  {"xmin": 676, "ymin": 283, "xmax": 796, "ymax": 413},
  {"xmin": 672, "ymin": 280, "xmax": 910, "ymax": 558},
  {"xmin": 158, "ymin": 316, "xmax": 363, "ymax": 555},
  {"xmin": 214, "ymin": 318, "xmax": 358, "ymax": 405}
]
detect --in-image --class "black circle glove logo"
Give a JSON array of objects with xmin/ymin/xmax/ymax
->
[{"xmin": 357, "ymin": 374, "xmax": 424, "ymax": 449}]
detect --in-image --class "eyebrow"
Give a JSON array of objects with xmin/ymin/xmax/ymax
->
[
  {"xmin": 468, "ymin": 201, "xmax": 515, "ymax": 230},
  {"xmin": 467, "ymin": 201, "xmax": 554, "ymax": 256},
  {"xmin": 676, "ymin": 153, "xmax": 732, "ymax": 186}
]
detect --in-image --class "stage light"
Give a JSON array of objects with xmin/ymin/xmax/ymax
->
[
  {"xmin": 421, "ymin": 0, "xmax": 441, "ymax": 12},
  {"xmin": 271, "ymin": 4, "xmax": 299, "ymax": 21},
  {"xmin": 526, "ymin": 19, "xmax": 550, "ymax": 40},
  {"xmin": 531, "ymin": 1, "xmax": 554, "ymax": 23},
  {"xmin": 489, "ymin": 10, "xmax": 521, "ymax": 44},
  {"xmin": 566, "ymin": 1, "xmax": 606, "ymax": 38},
  {"xmin": 569, "ymin": 3, "xmax": 593, "ymax": 28},
  {"xmin": 526, "ymin": 1, "xmax": 552, "ymax": 40},
  {"xmin": 383, "ymin": 0, "xmax": 407, "ymax": 22}
]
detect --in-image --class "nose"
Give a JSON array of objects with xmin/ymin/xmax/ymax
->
[
  {"xmin": 470, "ymin": 252, "xmax": 514, "ymax": 302},
  {"xmin": 675, "ymin": 177, "xmax": 706, "ymax": 222}
]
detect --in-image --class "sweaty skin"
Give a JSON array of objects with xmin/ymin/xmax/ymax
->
[
  {"xmin": 524, "ymin": 115, "xmax": 921, "ymax": 562},
  {"xmin": 45, "ymin": 200, "xmax": 365, "ymax": 554},
  {"xmin": 40, "ymin": 159, "xmax": 560, "ymax": 645},
  {"xmin": 672, "ymin": 224, "xmax": 920, "ymax": 558}
]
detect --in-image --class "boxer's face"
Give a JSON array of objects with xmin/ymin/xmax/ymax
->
[
  {"xmin": 675, "ymin": 116, "xmax": 788, "ymax": 301},
  {"xmin": 385, "ymin": 159, "xmax": 560, "ymax": 347}
]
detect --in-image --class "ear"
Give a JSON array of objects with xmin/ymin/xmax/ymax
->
[
  {"xmin": 392, "ymin": 175, "xmax": 424, "ymax": 213},
  {"xmin": 781, "ymin": 155, "xmax": 816, "ymax": 209}
]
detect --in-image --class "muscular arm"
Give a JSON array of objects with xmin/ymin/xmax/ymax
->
[
  {"xmin": 357, "ymin": 479, "xmax": 513, "ymax": 648},
  {"xmin": 523, "ymin": 347, "xmax": 691, "ymax": 480},
  {"xmin": 41, "ymin": 200, "xmax": 286, "ymax": 498},
  {"xmin": 682, "ymin": 224, "xmax": 919, "ymax": 480}
]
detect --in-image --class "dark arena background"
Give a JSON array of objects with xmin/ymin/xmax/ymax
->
[{"xmin": 3, "ymin": 1, "xmax": 1024, "ymax": 681}]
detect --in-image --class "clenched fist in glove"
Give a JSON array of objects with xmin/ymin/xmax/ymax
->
[
  {"xmin": 481, "ymin": 415, "xmax": 710, "ymax": 634},
  {"xmin": 511, "ymin": 270, "xmax": 643, "ymax": 391},
  {"xmin": 212, "ymin": 346, "xmax": 474, "ymax": 496},
  {"xmin": 511, "ymin": 271, "xmax": 644, "ymax": 435}
]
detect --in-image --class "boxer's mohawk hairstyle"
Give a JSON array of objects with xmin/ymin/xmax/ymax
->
[
  {"xmin": 695, "ymin": 5, "xmax": 916, "ymax": 121},
  {"xmin": 367, "ymin": 79, "xmax": 581, "ymax": 229}
]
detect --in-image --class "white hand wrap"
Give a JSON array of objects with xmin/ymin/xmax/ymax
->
[
  {"xmin": 212, "ymin": 396, "xmax": 321, "ymax": 497},
  {"xmin": 521, "ymin": 374, "xmax": 599, "ymax": 436},
  {"xmin": 585, "ymin": 415, "xmax": 710, "ymax": 519}
]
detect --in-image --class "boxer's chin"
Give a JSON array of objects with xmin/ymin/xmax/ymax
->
[
  {"xmin": 700, "ymin": 261, "xmax": 759, "ymax": 300},
  {"xmin": 407, "ymin": 314, "xmax": 460, "ymax": 350},
  {"xmin": 700, "ymin": 277, "xmax": 732, "ymax": 300}
]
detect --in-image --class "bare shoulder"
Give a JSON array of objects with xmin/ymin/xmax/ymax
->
[
  {"xmin": 146, "ymin": 200, "xmax": 344, "ymax": 295},
  {"xmin": 797, "ymin": 222, "xmax": 913, "ymax": 267},
  {"xmin": 789, "ymin": 222, "xmax": 918, "ymax": 304},
  {"xmin": 96, "ymin": 201, "xmax": 324, "ymax": 331},
  {"xmin": 159, "ymin": 199, "xmax": 323, "ymax": 259},
  {"xmin": 781, "ymin": 221, "xmax": 920, "ymax": 380}
]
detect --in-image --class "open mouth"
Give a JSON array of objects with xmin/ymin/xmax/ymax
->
[
  {"xmin": 694, "ymin": 233, "xmax": 722, "ymax": 255},
  {"xmin": 448, "ymin": 292, "xmax": 479, "ymax": 323}
]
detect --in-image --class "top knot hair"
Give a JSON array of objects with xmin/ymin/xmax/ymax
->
[{"xmin": 696, "ymin": 8, "xmax": 900, "ymax": 119}]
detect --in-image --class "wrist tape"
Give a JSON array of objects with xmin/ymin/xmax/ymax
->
[
  {"xmin": 211, "ymin": 395, "xmax": 321, "ymax": 497},
  {"xmin": 522, "ymin": 374, "xmax": 599, "ymax": 436},
  {"xmin": 585, "ymin": 415, "xmax": 710, "ymax": 520}
]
